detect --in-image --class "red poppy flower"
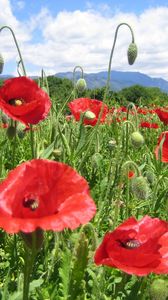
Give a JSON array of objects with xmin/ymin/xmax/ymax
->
[
  {"xmin": 68, "ymin": 98, "xmax": 108, "ymax": 126},
  {"xmin": 140, "ymin": 121, "xmax": 159, "ymax": 129},
  {"xmin": 0, "ymin": 159, "xmax": 96, "ymax": 233},
  {"xmin": 155, "ymin": 107, "xmax": 168, "ymax": 125},
  {"xmin": 94, "ymin": 216, "xmax": 168, "ymax": 276},
  {"xmin": 0, "ymin": 77, "xmax": 51, "ymax": 125},
  {"xmin": 155, "ymin": 131, "xmax": 168, "ymax": 162}
]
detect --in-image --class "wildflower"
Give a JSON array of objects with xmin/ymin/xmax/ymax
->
[
  {"xmin": 155, "ymin": 131, "xmax": 168, "ymax": 162},
  {"xmin": 0, "ymin": 77, "xmax": 51, "ymax": 125},
  {"xmin": 94, "ymin": 216, "xmax": 168, "ymax": 276},
  {"xmin": 68, "ymin": 98, "xmax": 108, "ymax": 126},
  {"xmin": 0, "ymin": 159, "xmax": 96, "ymax": 233}
]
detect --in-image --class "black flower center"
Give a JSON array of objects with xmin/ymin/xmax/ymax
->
[
  {"xmin": 23, "ymin": 198, "xmax": 39, "ymax": 211},
  {"xmin": 120, "ymin": 239, "xmax": 141, "ymax": 249},
  {"xmin": 8, "ymin": 98, "xmax": 24, "ymax": 106}
]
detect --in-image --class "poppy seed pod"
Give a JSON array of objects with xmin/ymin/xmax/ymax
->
[
  {"xmin": 0, "ymin": 53, "xmax": 4, "ymax": 74},
  {"xmin": 76, "ymin": 78, "xmax": 87, "ymax": 92},
  {"xmin": 131, "ymin": 176, "xmax": 149, "ymax": 200},
  {"xmin": 127, "ymin": 42, "xmax": 138, "ymax": 65},
  {"xmin": 84, "ymin": 110, "xmax": 96, "ymax": 120},
  {"xmin": 149, "ymin": 279, "xmax": 168, "ymax": 300},
  {"xmin": 131, "ymin": 131, "xmax": 144, "ymax": 148}
]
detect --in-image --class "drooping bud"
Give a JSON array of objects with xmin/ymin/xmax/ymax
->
[
  {"xmin": 108, "ymin": 139, "xmax": 116, "ymax": 150},
  {"xmin": 127, "ymin": 42, "xmax": 138, "ymax": 65},
  {"xmin": 131, "ymin": 131, "xmax": 144, "ymax": 148},
  {"xmin": 149, "ymin": 278, "xmax": 168, "ymax": 300},
  {"xmin": 84, "ymin": 110, "xmax": 96, "ymax": 120},
  {"xmin": 0, "ymin": 53, "xmax": 4, "ymax": 74},
  {"xmin": 6, "ymin": 126, "xmax": 16, "ymax": 139},
  {"xmin": 76, "ymin": 78, "xmax": 87, "ymax": 92},
  {"xmin": 131, "ymin": 176, "xmax": 150, "ymax": 200}
]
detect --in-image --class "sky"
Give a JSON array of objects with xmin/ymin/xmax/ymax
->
[{"xmin": 1, "ymin": 0, "xmax": 168, "ymax": 80}]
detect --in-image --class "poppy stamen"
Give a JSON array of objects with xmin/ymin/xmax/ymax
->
[
  {"xmin": 23, "ymin": 198, "xmax": 39, "ymax": 211},
  {"xmin": 120, "ymin": 239, "xmax": 141, "ymax": 249},
  {"xmin": 8, "ymin": 98, "xmax": 24, "ymax": 106}
]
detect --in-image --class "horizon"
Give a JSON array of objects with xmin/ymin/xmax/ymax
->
[{"xmin": 0, "ymin": 1, "xmax": 168, "ymax": 79}]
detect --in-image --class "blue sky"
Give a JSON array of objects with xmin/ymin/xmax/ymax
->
[
  {"xmin": 1, "ymin": 0, "xmax": 168, "ymax": 79},
  {"xmin": 10, "ymin": 0, "xmax": 168, "ymax": 16}
]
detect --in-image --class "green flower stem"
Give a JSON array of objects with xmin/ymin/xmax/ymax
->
[
  {"xmin": 125, "ymin": 102, "xmax": 139, "ymax": 156},
  {"xmin": 103, "ymin": 23, "xmax": 135, "ymax": 103},
  {"xmin": 126, "ymin": 102, "xmax": 139, "ymax": 130},
  {"xmin": 0, "ymin": 25, "xmax": 27, "ymax": 76},
  {"xmin": 73, "ymin": 65, "xmax": 84, "ymax": 86},
  {"xmin": 122, "ymin": 120, "xmax": 136, "ymax": 153},
  {"xmin": 12, "ymin": 121, "xmax": 17, "ymax": 168},
  {"xmin": 30, "ymin": 124, "xmax": 35, "ymax": 159},
  {"xmin": 23, "ymin": 233, "xmax": 37, "ymax": 300}
]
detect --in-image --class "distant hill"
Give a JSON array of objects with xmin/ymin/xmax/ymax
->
[
  {"xmin": 55, "ymin": 70, "xmax": 168, "ymax": 93},
  {"xmin": 1, "ymin": 70, "xmax": 168, "ymax": 93}
]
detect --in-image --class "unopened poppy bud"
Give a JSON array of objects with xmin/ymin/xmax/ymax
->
[
  {"xmin": 127, "ymin": 42, "xmax": 138, "ymax": 65},
  {"xmin": 131, "ymin": 131, "xmax": 144, "ymax": 148},
  {"xmin": 91, "ymin": 153, "xmax": 103, "ymax": 169},
  {"xmin": 131, "ymin": 176, "xmax": 150, "ymax": 200},
  {"xmin": 17, "ymin": 123, "xmax": 26, "ymax": 139},
  {"xmin": 146, "ymin": 170, "xmax": 156, "ymax": 185},
  {"xmin": 6, "ymin": 126, "xmax": 16, "ymax": 139},
  {"xmin": 84, "ymin": 110, "xmax": 96, "ymax": 120},
  {"xmin": 76, "ymin": 78, "xmax": 87, "ymax": 92},
  {"xmin": 132, "ymin": 176, "xmax": 149, "ymax": 200},
  {"xmin": 108, "ymin": 139, "xmax": 116, "ymax": 150},
  {"xmin": 0, "ymin": 53, "xmax": 4, "ymax": 74},
  {"xmin": 149, "ymin": 278, "xmax": 168, "ymax": 300},
  {"xmin": 53, "ymin": 149, "xmax": 62, "ymax": 157}
]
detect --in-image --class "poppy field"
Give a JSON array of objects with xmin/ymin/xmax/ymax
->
[{"xmin": 0, "ymin": 23, "xmax": 168, "ymax": 300}]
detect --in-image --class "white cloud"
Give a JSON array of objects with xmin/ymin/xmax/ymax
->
[{"xmin": 1, "ymin": 1, "xmax": 168, "ymax": 80}]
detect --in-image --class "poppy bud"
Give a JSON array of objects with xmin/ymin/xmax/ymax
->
[
  {"xmin": 0, "ymin": 53, "xmax": 4, "ymax": 74},
  {"xmin": 131, "ymin": 131, "xmax": 144, "ymax": 148},
  {"xmin": 108, "ymin": 139, "xmax": 116, "ymax": 150},
  {"xmin": 6, "ymin": 126, "xmax": 16, "ymax": 139},
  {"xmin": 149, "ymin": 278, "xmax": 168, "ymax": 300},
  {"xmin": 91, "ymin": 153, "xmax": 103, "ymax": 169},
  {"xmin": 17, "ymin": 123, "xmax": 26, "ymax": 139},
  {"xmin": 84, "ymin": 110, "xmax": 96, "ymax": 120},
  {"xmin": 131, "ymin": 176, "xmax": 149, "ymax": 200},
  {"xmin": 52, "ymin": 149, "xmax": 62, "ymax": 157},
  {"xmin": 145, "ymin": 170, "xmax": 156, "ymax": 185},
  {"xmin": 127, "ymin": 42, "xmax": 138, "ymax": 65},
  {"xmin": 76, "ymin": 78, "xmax": 87, "ymax": 92}
]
